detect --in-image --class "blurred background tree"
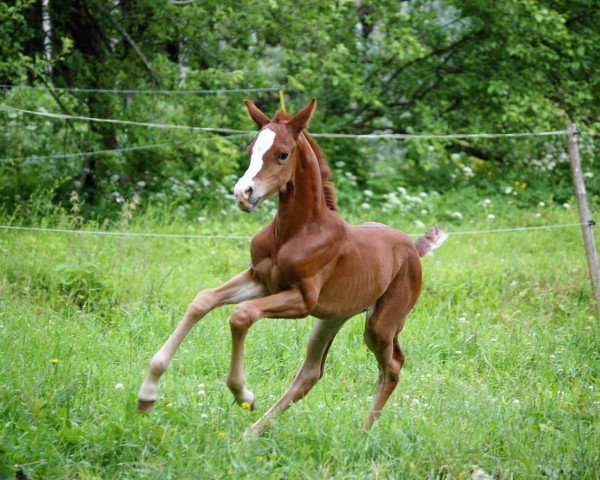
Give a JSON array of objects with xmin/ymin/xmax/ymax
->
[{"xmin": 0, "ymin": 0, "xmax": 598, "ymax": 216}]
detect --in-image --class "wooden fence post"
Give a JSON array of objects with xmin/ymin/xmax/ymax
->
[{"xmin": 567, "ymin": 123, "xmax": 600, "ymax": 317}]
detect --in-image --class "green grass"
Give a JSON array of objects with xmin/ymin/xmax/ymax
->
[{"xmin": 0, "ymin": 204, "xmax": 598, "ymax": 479}]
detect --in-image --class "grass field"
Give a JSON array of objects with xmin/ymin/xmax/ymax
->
[{"xmin": 0, "ymin": 203, "xmax": 598, "ymax": 479}]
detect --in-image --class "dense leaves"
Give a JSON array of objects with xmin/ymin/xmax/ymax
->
[{"xmin": 0, "ymin": 0, "xmax": 598, "ymax": 215}]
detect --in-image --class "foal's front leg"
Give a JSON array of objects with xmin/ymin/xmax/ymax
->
[
  {"xmin": 137, "ymin": 269, "xmax": 266, "ymax": 413},
  {"xmin": 226, "ymin": 288, "xmax": 313, "ymax": 411}
]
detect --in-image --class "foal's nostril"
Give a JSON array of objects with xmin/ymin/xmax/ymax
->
[{"xmin": 243, "ymin": 186, "xmax": 253, "ymax": 200}]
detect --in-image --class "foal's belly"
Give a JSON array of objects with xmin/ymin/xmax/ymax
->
[
  {"xmin": 315, "ymin": 226, "xmax": 417, "ymax": 320},
  {"xmin": 312, "ymin": 254, "xmax": 394, "ymax": 320}
]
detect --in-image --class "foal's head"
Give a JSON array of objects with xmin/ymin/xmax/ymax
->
[{"xmin": 234, "ymin": 98, "xmax": 317, "ymax": 212}]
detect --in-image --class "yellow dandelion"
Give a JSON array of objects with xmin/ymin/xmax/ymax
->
[
  {"xmin": 514, "ymin": 180, "xmax": 520, "ymax": 186},
  {"xmin": 256, "ymin": 455, "xmax": 265, "ymax": 462},
  {"xmin": 50, "ymin": 358, "xmax": 59, "ymax": 364},
  {"xmin": 521, "ymin": 182, "xmax": 527, "ymax": 189},
  {"xmin": 241, "ymin": 401, "xmax": 252, "ymax": 411},
  {"xmin": 218, "ymin": 431, "xmax": 227, "ymax": 439}
]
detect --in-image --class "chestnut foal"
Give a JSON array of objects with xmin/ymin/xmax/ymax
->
[{"xmin": 137, "ymin": 98, "xmax": 447, "ymax": 435}]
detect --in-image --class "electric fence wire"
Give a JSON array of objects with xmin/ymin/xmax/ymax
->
[
  {"xmin": 0, "ymin": 105, "xmax": 571, "ymax": 140},
  {"xmin": 0, "ymin": 84, "xmax": 283, "ymax": 95},
  {"xmin": 0, "ymin": 222, "xmax": 591, "ymax": 240},
  {"xmin": 0, "ymin": 143, "xmax": 169, "ymax": 163}
]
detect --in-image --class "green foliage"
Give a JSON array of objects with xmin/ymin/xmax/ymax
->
[
  {"xmin": 0, "ymin": 0, "xmax": 598, "ymax": 217},
  {"xmin": 53, "ymin": 261, "xmax": 110, "ymax": 307}
]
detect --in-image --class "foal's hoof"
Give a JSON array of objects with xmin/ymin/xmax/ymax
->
[
  {"xmin": 136, "ymin": 399, "xmax": 156, "ymax": 413},
  {"xmin": 234, "ymin": 389, "xmax": 256, "ymax": 411},
  {"xmin": 238, "ymin": 399, "xmax": 256, "ymax": 411}
]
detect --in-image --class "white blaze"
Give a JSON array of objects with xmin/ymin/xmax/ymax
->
[{"xmin": 234, "ymin": 128, "xmax": 276, "ymax": 196}]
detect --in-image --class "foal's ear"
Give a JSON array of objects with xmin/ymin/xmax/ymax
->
[
  {"xmin": 287, "ymin": 97, "xmax": 317, "ymax": 138},
  {"xmin": 244, "ymin": 99, "xmax": 270, "ymax": 129}
]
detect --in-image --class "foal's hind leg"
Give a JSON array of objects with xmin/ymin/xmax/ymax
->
[
  {"xmin": 363, "ymin": 275, "xmax": 419, "ymax": 428},
  {"xmin": 247, "ymin": 318, "xmax": 346, "ymax": 436},
  {"xmin": 137, "ymin": 269, "xmax": 266, "ymax": 413},
  {"xmin": 363, "ymin": 326, "xmax": 405, "ymax": 429}
]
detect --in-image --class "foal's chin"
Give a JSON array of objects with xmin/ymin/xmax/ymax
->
[
  {"xmin": 236, "ymin": 200, "xmax": 259, "ymax": 213},
  {"xmin": 236, "ymin": 193, "xmax": 266, "ymax": 213}
]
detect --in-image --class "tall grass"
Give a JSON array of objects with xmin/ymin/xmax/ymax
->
[{"xmin": 0, "ymin": 202, "xmax": 598, "ymax": 479}]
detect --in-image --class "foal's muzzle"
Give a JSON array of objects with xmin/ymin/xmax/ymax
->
[{"xmin": 235, "ymin": 186, "xmax": 261, "ymax": 212}]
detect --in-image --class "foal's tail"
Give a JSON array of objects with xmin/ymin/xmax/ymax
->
[{"xmin": 415, "ymin": 226, "xmax": 448, "ymax": 257}]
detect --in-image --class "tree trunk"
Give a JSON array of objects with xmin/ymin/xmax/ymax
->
[
  {"xmin": 51, "ymin": 0, "xmax": 118, "ymax": 199},
  {"xmin": 42, "ymin": 0, "xmax": 52, "ymax": 75}
]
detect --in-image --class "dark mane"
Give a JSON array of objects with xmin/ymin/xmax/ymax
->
[{"xmin": 272, "ymin": 110, "xmax": 339, "ymax": 212}]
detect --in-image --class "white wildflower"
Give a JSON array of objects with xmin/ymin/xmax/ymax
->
[
  {"xmin": 563, "ymin": 203, "xmax": 570, "ymax": 209},
  {"xmin": 414, "ymin": 220, "xmax": 426, "ymax": 228},
  {"xmin": 471, "ymin": 465, "xmax": 493, "ymax": 480},
  {"xmin": 538, "ymin": 201, "xmax": 545, "ymax": 207},
  {"xmin": 115, "ymin": 383, "xmax": 124, "ymax": 391},
  {"xmin": 385, "ymin": 192, "xmax": 402, "ymax": 206},
  {"xmin": 487, "ymin": 213, "xmax": 496, "ymax": 220},
  {"xmin": 363, "ymin": 189, "xmax": 373, "ymax": 197}
]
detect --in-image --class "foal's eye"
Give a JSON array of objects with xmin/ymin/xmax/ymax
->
[{"xmin": 278, "ymin": 152, "xmax": 289, "ymax": 161}]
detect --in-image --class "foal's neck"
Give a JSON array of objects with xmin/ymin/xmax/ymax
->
[{"xmin": 275, "ymin": 133, "xmax": 329, "ymax": 241}]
